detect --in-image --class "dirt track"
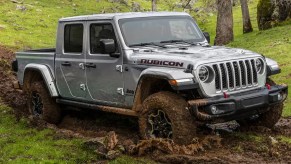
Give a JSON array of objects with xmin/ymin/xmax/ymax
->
[{"xmin": 0, "ymin": 46, "xmax": 290, "ymax": 163}]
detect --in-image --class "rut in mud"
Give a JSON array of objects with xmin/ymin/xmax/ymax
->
[{"xmin": 0, "ymin": 45, "xmax": 290, "ymax": 163}]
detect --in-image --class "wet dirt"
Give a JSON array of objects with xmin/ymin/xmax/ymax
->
[
  {"xmin": 0, "ymin": 45, "xmax": 27, "ymax": 117},
  {"xmin": 0, "ymin": 45, "xmax": 290, "ymax": 163}
]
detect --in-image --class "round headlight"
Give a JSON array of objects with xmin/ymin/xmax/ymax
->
[
  {"xmin": 256, "ymin": 59, "xmax": 264, "ymax": 74},
  {"xmin": 198, "ymin": 66, "xmax": 209, "ymax": 82}
]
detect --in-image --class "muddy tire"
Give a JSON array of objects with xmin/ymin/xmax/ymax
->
[
  {"xmin": 138, "ymin": 91, "xmax": 196, "ymax": 145},
  {"xmin": 238, "ymin": 103, "xmax": 283, "ymax": 129},
  {"xmin": 237, "ymin": 78, "xmax": 283, "ymax": 129},
  {"xmin": 27, "ymin": 81, "xmax": 61, "ymax": 124}
]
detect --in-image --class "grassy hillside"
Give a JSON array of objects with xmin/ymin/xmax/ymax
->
[
  {"xmin": 228, "ymin": 22, "xmax": 291, "ymax": 117},
  {"xmin": 0, "ymin": 106, "xmax": 96, "ymax": 163},
  {"xmin": 0, "ymin": 0, "xmax": 177, "ymax": 49}
]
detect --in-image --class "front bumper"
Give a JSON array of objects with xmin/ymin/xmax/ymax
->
[{"xmin": 188, "ymin": 84, "xmax": 288, "ymax": 123}]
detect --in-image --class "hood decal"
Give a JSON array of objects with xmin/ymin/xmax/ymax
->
[{"xmin": 141, "ymin": 59, "xmax": 184, "ymax": 67}]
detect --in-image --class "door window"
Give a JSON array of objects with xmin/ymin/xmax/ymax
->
[
  {"xmin": 90, "ymin": 24, "xmax": 117, "ymax": 54},
  {"xmin": 64, "ymin": 24, "xmax": 84, "ymax": 53}
]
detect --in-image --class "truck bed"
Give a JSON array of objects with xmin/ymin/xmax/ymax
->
[
  {"xmin": 16, "ymin": 48, "xmax": 56, "ymax": 85},
  {"xmin": 24, "ymin": 48, "xmax": 56, "ymax": 53}
]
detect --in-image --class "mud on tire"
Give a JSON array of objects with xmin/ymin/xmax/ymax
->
[
  {"xmin": 238, "ymin": 103, "xmax": 283, "ymax": 129},
  {"xmin": 27, "ymin": 81, "xmax": 61, "ymax": 124},
  {"xmin": 138, "ymin": 91, "xmax": 196, "ymax": 145}
]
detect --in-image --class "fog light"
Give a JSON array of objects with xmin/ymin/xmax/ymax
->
[{"xmin": 210, "ymin": 105, "xmax": 218, "ymax": 114}]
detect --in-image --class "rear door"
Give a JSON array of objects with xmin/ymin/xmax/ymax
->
[
  {"xmin": 85, "ymin": 21, "xmax": 124, "ymax": 105},
  {"xmin": 55, "ymin": 22, "xmax": 87, "ymax": 99}
]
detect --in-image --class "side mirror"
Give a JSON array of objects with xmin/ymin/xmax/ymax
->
[
  {"xmin": 100, "ymin": 39, "xmax": 117, "ymax": 55},
  {"xmin": 203, "ymin": 32, "xmax": 210, "ymax": 44}
]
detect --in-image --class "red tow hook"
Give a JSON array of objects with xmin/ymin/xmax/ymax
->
[
  {"xmin": 266, "ymin": 83, "xmax": 271, "ymax": 90},
  {"xmin": 223, "ymin": 92, "xmax": 229, "ymax": 98}
]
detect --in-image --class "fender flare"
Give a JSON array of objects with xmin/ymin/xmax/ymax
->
[
  {"xmin": 24, "ymin": 64, "xmax": 58, "ymax": 97},
  {"xmin": 138, "ymin": 67, "xmax": 197, "ymax": 90},
  {"xmin": 265, "ymin": 57, "xmax": 281, "ymax": 76}
]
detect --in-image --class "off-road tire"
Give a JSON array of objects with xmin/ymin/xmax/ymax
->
[
  {"xmin": 138, "ymin": 91, "xmax": 196, "ymax": 145},
  {"xmin": 237, "ymin": 103, "xmax": 283, "ymax": 128},
  {"xmin": 237, "ymin": 78, "xmax": 283, "ymax": 129},
  {"xmin": 27, "ymin": 81, "xmax": 61, "ymax": 124}
]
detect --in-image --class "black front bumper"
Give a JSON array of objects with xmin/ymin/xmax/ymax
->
[{"xmin": 188, "ymin": 84, "xmax": 288, "ymax": 123}]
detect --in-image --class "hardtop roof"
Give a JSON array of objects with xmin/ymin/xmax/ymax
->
[{"xmin": 59, "ymin": 12, "xmax": 190, "ymax": 22}]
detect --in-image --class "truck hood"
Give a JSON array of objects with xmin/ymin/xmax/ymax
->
[{"xmin": 129, "ymin": 45, "xmax": 263, "ymax": 69}]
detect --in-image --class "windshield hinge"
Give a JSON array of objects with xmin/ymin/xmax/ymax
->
[
  {"xmin": 116, "ymin": 65, "xmax": 123, "ymax": 73},
  {"xmin": 117, "ymin": 88, "xmax": 124, "ymax": 95}
]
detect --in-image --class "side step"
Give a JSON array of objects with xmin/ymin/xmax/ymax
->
[{"xmin": 56, "ymin": 99, "xmax": 138, "ymax": 117}]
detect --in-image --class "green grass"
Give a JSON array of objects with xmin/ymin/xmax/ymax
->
[
  {"xmin": 0, "ymin": 105, "xmax": 153, "ymax": 163},
  {"xmin": 0, "ymin": 105, "xmax": 98, "ymax": 163},
  {"xmin": 228, "ymin": 22, "xmax": 291, "ymax": 117},
  {"xmin": 278, "ymin": 136, "xmax": 291, "ymax": 144},
  {"xmin": 231, "ymin": 132, "xmax": 263, "ymax": 143}
]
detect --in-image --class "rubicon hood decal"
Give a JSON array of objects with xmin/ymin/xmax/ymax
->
[{"xmin": 140, "ymin": 59, "xmax": 184, "ymax": 67}]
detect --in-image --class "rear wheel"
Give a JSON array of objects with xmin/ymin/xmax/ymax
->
[
  {"xmin": 27, "ymin": 81, "xmax": 61, "ymax": 124},
  {"xmin": 138, "ymin": 91, "xmax": 196, "ymax": 145}
]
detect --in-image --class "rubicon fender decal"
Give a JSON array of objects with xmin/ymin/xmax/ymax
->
[{"xmin": 140, "ymin": 59, "xmax": 184, "ymax": 67}]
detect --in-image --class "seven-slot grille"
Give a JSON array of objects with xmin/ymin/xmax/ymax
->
[{"xmin": 212, "ymin": 59, "xmax": 258, "ymax": 92}]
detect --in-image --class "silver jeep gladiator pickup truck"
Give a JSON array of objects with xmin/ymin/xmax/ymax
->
[{"xmin": 13, "ymin": 12, "xmax": 288, "ymax": 144}]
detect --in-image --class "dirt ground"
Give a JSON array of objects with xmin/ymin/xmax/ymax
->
[{"xmin": 0, "ymin": 46, "xmax": 290, "ymax": 163}]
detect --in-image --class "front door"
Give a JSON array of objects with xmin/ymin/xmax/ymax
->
[
  {"xmin": 85, "ymin": 22, "xmax": 124, "ymax": 105},
  {"xmin": 55, "ymin": 22, "xmax": 87, "ymax": 99}
]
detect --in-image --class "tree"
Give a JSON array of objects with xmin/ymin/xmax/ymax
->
[
  {"xmin": 240, "ymin": 0, "xmax": 253, "ymax": 33},
  {"xmin": 214, "ymin": 0, "xmax": 234, "ymax": 45},
  {"xmin": 152, "ymin": 0, "xmax": 157, "ymax": 11}
]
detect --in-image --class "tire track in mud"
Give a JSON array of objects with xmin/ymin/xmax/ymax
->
[{"xmin": 0, "ymin": 46, "xmax": 290, "ymax": 163}]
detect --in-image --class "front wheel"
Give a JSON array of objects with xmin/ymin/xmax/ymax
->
[
  {"xmin": 237, "ymin": 103, "xmax": 283, "ymax": 129},
  {"xmin": 237, "ymin": 78, "xmax": 284, "ymax": 129},
  {"xmin": 27, "ymin": 81, "xmax": 61, "ymax": 124},
  {"xmin": 138, "ymin": 91, "xmax": 196, "ymax": 145}
]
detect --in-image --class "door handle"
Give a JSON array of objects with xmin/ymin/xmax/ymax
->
[
  {"xmin": 61, "ymin": 61, "xmax": 71, "ymax": 66},
  {"xmin": 85, "ymin": 63, "xmax": 96, "ymax": 68}
]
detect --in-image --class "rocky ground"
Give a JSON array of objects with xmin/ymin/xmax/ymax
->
[{"xmin": 0, "ymin": 46, "xmax": 290, "ymax": 163}]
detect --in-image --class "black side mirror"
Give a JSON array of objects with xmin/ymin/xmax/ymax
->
[
  {"xmin": 203, "ymin": 32, "xmax": 210, "ymax": 44},
  {"xmin": 100, "ymin": 39, "xmax": 117, "ymax": 55}
]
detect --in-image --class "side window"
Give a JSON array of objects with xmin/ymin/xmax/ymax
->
[
  {"xmin": 64, "ymin": 24, "xmax": 84, "ymax": 53},
  {"xmin": 90, "ymin": 24, "xmax": 117, "ymax": 54}
]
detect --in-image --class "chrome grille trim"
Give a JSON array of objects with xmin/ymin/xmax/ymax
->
[{"xmin": 213, "ymin": 59, "xmax": 259, "ymax": 92}]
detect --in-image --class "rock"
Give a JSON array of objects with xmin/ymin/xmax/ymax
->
[
  {"xmin": 0, "ymin": 25, "xmax": 6, "ymax": 30},
  {"xmin": 10, "ymin": 0, "xmax": 23, "ymax": 4},
  {"xmin": 268, "ymin": 136, "xmax": 278, "ymax": 146},
  {"xmin": 16, "ymin": 5, "xmax": 26, "ymax": 11},
  {"xmin": 106, "ymin": 150, "xmax": 121, "ymax": 160},
  {"xmin": 122, "ymin": 139, "xmax": 135, "ymax": 153},
  {"xmin": 104, "ymin": 131, "xmax": 118, "ymax": 150}
]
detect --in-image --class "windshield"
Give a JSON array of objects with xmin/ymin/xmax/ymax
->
[{"xmin": 119, "ymin": 16, "xmax": 204, "ymax": 47}]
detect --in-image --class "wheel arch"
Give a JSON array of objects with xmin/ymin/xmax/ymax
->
[
  {"xmin": 132, "ymin": 67, "xmax": 196, "ymax": 111},
  {"xmin": 132, "ymin": 74, "xmax": 172, "ymax": 112},
  {"xmin": 23, "ymin": 64, "xmax": 58, "ymax": 97}
]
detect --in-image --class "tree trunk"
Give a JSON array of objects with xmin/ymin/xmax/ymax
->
[
  {"xmin": 214, "ymin": 0, "xmax": 234, "ymax": 45},
  {"xmin": 240, "ymin": 0, "xmax": 253, "ymax": 33},
  {"xmin": 152, "ymin": 0, "xmax": 157, "ymax": 11}
]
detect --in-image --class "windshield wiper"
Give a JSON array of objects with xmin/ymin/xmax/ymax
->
[
  {"xmin": 129, "ymin": 42, "xmax": 166, "ymax": 48},
  {"xmin": 160, "ymin": 39, "xmax": 196, "ymax": 45}
]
